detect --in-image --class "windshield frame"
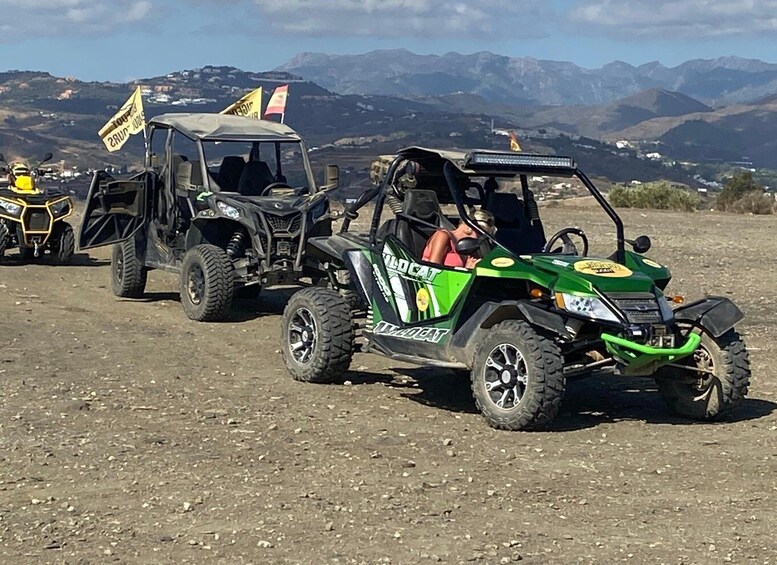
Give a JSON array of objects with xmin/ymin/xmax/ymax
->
[{"xmin": 146, "ymin": 124, "xmax": 318, "ymax": 195}]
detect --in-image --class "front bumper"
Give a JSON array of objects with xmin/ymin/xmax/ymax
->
[{"xmin": 601, "ymin": 331, "xmax": 701, "ymax": 376}]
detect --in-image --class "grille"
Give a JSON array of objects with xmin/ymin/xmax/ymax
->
[
  {"xmin": 607, "ymin": 293, "xmax": 662, "ymax": 324},
  {"xmin": 266, "ymin": 213, "xmax": 301, "ymax": 233},
  {"xmin": 273, "ymin": 237, "xmax": 298, "ymax": 258},
  {"xmin": 258, "ymin": 233, "xmax": 299, "ymax": 259},
  {"xmin": 25, "ymin": 210, "xmax": 50, "ymax": 232}
]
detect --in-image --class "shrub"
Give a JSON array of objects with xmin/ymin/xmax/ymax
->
[
  {"xmin": 729, "ymin": 191, "xmax": 774, "ymax": 215},
  {"xmin": 717, "ymin": 172, "xmax": 762, "ymax": 211},
  {"xmin": 609, "ymin": 182, "xmax": 700, "ymax": 212}
]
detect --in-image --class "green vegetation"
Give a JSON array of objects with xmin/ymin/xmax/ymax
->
[
  {"xmin": 716, "ymin": 172, "xmax": 774, "ymax": 214},
  {"xmin": 609, "ymin": 182, "xmax": 700, "ymax": 212}
]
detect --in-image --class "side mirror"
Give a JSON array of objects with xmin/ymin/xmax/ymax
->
[
  {"xmin": 455, "ymin": 237, "xmax": 482, "ymax": 257},
  {"xmin": 40, "ymin": 152, "xmax": 53, "ymax": 165},
  {"xmin": 628, "ymin": 235, "xmax": 652, "ymax": 254},
  {"xmin": 321, "ymin": 164, "xmax": 339, "ymax": 191}
]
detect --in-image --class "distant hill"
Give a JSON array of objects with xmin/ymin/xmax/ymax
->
[
  {"xmin": 510, "ymin": 88, "xmax": 713, "ymax": 139},
  {"xmin": 5, "ymin": 56, "xmax": 777, "ymax": 189},
  {"xmin": 609, "ymin": 94, "xmax": 777, "ymax": 167},
  {"xmin": 277, "ymin": 50, "xmax": 777, "ymax": 106}
]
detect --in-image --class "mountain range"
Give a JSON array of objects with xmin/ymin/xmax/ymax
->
[
  {"xmin": 277, "ymin": 50, "xmax": 777, "ymax": 107},
  {"xmin": 4, "ymin": 50, "xmax": 777, "ymax": 190}
]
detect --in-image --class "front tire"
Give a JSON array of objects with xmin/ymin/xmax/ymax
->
[
  {"xmin": 471, "ymin": 320, "xmax": 565, "ymax": 431},
  {"xmin": 0, "ymin": 222, "xmax": 9, "ymax": 258},
  {"xmin": 281, "ymin": 288, "xmax": 353, "ymax": 383},
  {"xmin": 111, "ymin": 239, "xmax": 147, "ymax": 298},
  {"xmin": 51, "ymin": 222, "xmax": 75, "ymax": 264},
  {"xmin": 655, "ymin": 328, "xmax": 750, "ymax": 419},
  {"xmin": 179, "ymin": 244, "xmax": 235, "ymax": 322}
]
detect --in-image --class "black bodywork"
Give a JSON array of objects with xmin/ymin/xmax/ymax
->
[{"xmin": 78, "ymin": 113, "xmax": 337, "ymax": 289}]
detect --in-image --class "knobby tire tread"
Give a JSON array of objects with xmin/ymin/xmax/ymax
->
[
  {"xmin": 180, "ymin": 244, "xmax": 235, "ymax": 322},
  {"xmin": 112, "ymin": 238, "xmax": 147, "ymax": 298},
  {"xmin": 471, "ymin": 320, "xmax": 565, "ymax": 431},
  {"xmin": 283, "ymin": 287, "xmax": 354, "ymax": 383}
]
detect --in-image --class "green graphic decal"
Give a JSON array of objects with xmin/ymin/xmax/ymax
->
[
  {"xmin": 382, "ymin": 239, "xmax": 474, "ymax": 324},
  {"xmin": 382, "ymin": 252, "xmax": 442, "ymax": 283}
]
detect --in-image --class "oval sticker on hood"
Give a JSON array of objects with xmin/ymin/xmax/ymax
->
[
  {"xmin": 574, "ymin": 260, "xmax": 633, "ymax": 278},
  {"xmin": 491, "ymin": 257, "xmax": 515, "ymax": 268},
  {"xmin": 642, "ymin": 258, "xmax": 662, "ymax": 268}
]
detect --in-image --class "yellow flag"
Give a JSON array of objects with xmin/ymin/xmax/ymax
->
[
  {"xmin": 98, "ymin": 87, "xmax": 146, "ymax": 152},
  {"xmin": 221, "ymin": 87, "xmax": 263, "ymax": 119},
  {"xmin": 509, "ymin": 131, "xmax": 522, "ymax": 152}
]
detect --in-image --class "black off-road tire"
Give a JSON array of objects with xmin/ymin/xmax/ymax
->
[
  {"xmin": 471, "ymin": 320, "xmax": 565, "ymax": 431},
  {"xmin": 0, "ymin": 222, "xmax": 9, "ymax": 258},
  {"xmin": 655, "ymin": 328, "xmax": 750, "ymax": 419},
  {"xmin": 51, "ymin": 222, "xmax": 75, "ymax": 265},
  {"xmin": 179, "ymin": 244, "xmax": 235, "ymax": 322},
  {"xmin": 339, "ymin": 288, "xmax": 365, "ymax": 313},
  {"xmin": 111, "ymin": 239, "xmax": 147, "ymax": 298},
  {"xmin": 326, "ymin": 273, "xmax": 365, "ymax": 312},
  {"xmin": 281, "ymin": 287, "xmax": 354, "ymax": 383}
]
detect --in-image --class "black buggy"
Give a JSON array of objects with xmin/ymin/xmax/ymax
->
[{"xmin": 78, "ymin": 113, "xmax": 340, "ymax": 321}]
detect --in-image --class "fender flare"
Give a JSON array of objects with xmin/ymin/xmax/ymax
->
[
  {"xmin": 450, "ymin": 301, "xmax": 572, "ymax": 360},
  {"xmin": 672, "ymin": 296, "xmax": 744, "ymax": 338}
]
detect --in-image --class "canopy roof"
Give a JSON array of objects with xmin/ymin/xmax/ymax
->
[
  {"xmin": 394, "ymin": 146, "xmax": 577, "ymax": 175},
  {"xmin": 149, "ymin": 113, "xmax": 301, "ymax": 141}
]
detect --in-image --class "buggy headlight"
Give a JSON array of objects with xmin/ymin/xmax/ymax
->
[
  {"xmin": 50, "ymin": 199, "xmax": 70, "ymax": 218},
  {"xmin": 217, "ymin": 201, "xmax": 240, "ymax": 219},
  {"xmin": 0, "ymin": 199, "xmax": 22, "ymax": 217},
  {"xmin": 657, "ymin": 296, "xmax": 675, "ymax": 322},
  {"xmin": 556, "ymin": 292, "xmax": 619, "ymax": 323}
]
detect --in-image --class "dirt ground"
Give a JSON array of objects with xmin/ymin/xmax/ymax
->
[{"xmin": 1, "ymin": 205, "xmax": 776, "ymax": 565}]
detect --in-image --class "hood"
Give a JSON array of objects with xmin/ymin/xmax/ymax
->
[
  {"xmin": 227, "ymin": 194, "xmax": 306, "ymax": 214},
  {"xmin": 478, "ymin": 250, "xmax": 671, "ymax": 296}
]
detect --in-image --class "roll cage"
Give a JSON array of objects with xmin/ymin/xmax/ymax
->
[
  {"xmin": 344, "ymin": 148, "xmax": 628, "ymax": 263},
  {"xmin": 146, "ymin": 113, "xmax": 318, "ymax": 196}
]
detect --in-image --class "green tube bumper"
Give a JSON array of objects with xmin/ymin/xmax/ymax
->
[{"xmin": 600, "ymin": 332, "xmax": 701, "ymax": 376}]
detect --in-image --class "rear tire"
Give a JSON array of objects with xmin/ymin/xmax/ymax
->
[
  {"xmin": 179, "ymin": 244, "xmax": 235, "ymax": 322},
  {"xmin": 471, "ymin": 320, "xmax": 565, "ymax": 431},
  {"xmin": 281, "ymin": 288, "xmax": 353, "ymax": 383},
  {"xmin": 111, "ymin": 239, "xmax": 147, "ymax": 298},
  {"xmin": 51, "ymin": 222, "xmax": 75, "ymax": 264},
  {"xmin": 655, "ymin": 328, "xmax": 750, "ymax": 419}
]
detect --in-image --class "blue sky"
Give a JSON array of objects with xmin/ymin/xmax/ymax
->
[{"xmin": 2, "ymin": 0, "xmax": 777, "ymax": 81}]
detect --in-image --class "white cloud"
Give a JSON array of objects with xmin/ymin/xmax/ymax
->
[
  {"xmin": 0, "ymin": 0, "xmax": 153, "ymax": 39},
  {"xmin": 248, "ymin": 0, "xmax": 551, "ymax": 37},
  {"xmin": 568, "ymin": 0, "xmax": 777, "ymax": 38}
]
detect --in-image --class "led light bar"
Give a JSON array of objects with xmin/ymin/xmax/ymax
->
[{"xmin": 466, "ymin": 152, "xmax": 576, "ymax": 169}]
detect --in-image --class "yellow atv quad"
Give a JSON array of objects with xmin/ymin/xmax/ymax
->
[{"xmin": 0, "ymin": 152, "xmax": 75, "ymax": 263}]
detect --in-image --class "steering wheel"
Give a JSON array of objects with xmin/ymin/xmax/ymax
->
[
  {"xmin": 260, "ymin": 182, "xmax": 293, "ymax": 196},
  {"xmin": 543, "ymin": 227, "xmax": 589, "ymax": 256}
]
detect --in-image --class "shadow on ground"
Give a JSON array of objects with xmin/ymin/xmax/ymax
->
[
  {"xmin": 123, "ymin": 286, "xmax": 300, "ymax": 323},
  {"xmin": 341, "ymin": 366, "xmax": 777, "ymax": 432},
  {"xmin": 0, "ymin": 252, "xmax": 107, "ymax": 267}
]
